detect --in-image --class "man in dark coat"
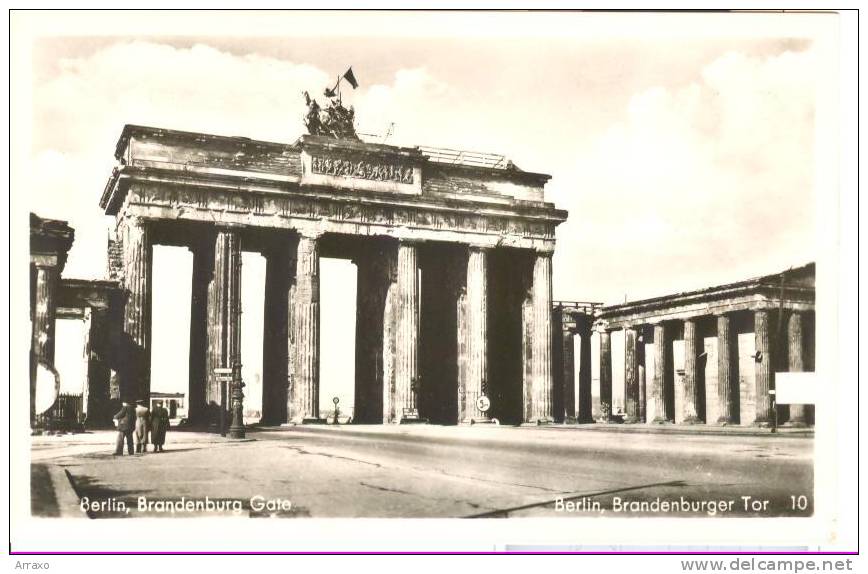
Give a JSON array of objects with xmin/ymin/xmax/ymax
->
[
  {"xmin": 149, "ymin": 400, "xmax": 170, "ymax": 452},
  {"xmin": 112, "ymin": 401, "xmax": 136, "ymax": 456}
]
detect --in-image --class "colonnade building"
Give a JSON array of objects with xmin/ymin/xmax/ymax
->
[{"xmin": 554, "ymin": 264, "xmax": 816, "ymax": 427}]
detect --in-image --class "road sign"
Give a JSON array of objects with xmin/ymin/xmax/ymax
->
[
  {"xmin": 476, "ymin": 395, "xmax": 491, "ymax": 413},
  {"xmin": 333, "ymin": 396, "xmax": 340, "ymax": 405}
]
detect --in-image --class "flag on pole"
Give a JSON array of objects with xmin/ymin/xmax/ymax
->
[
  {"xmin": 343, "ymin": 67, "xmax": 359, "ymax": 89},
  {"xmin": 324, "ymin": 77, "xmax": 339, "ymax": 98}
]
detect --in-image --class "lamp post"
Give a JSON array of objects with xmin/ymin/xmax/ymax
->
[{"xmin": 228, "ymin": 362, "xmax": 246, "ymax": 439}]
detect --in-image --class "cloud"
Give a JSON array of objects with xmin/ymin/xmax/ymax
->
[
  {"xmin": 552, "ymin": 47, "xmax": 817, "ymax": 301},
  {"xmin": 31, "ymin": 41, "xmax": 337, "ymax": 278}
]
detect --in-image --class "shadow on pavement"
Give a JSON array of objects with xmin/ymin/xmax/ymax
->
[{"xmin": 31, "ymin": 464, "xmax": 59, "ymax": 517}]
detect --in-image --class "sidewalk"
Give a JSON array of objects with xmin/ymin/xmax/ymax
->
[
  {"xmin": 31, "ymin": 420, "xmax": 813, "ymax": 458},
  {"xmin": 262, "ymin": 420, "xmax": 814, "ymax": 439},
  {"xmin": 30, "ymin": 429, "xmax": 237, "ymax": 461},
  {"xmin": 535, "ymin": 422, "xmax": 814, "ymax": 438}
]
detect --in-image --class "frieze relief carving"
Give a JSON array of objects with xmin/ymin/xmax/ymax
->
[
  {"xmin": 129, "ymin": 185, "xmax": 554, "ymax": 240},
  {"xmin": 311, "ymin": 156, "xmax": 415, "ymax": 185}
]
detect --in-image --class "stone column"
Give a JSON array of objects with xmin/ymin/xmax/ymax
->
[
  {"xmin": 716, "ymin": 314, "xmax": 738, "ymax": 424},
  {"xmin": 290, "ymin": 232, "xmax": 321, "ymax": 423},
  {"xmin": 456, "ymin": 275, "xmax": 468, "ymax": 424},
  {"xmin": 206, "ymin": 228, "xmax": 243, "ymax": 433},
  {"xmin": 754, "ymin": 309, "xmax": 774, "ymax": 426},
  {"xmin": 577, "ymin": 317, "xmax": 594, "ymax": 423},
  {"xmin": 521, "ymin": 275, "xmax": 534, "ymax": 423},
  {"xmin": 120, "ymin": 216, "xmax": 152, "ymax": 403},
  {"xmin": 550, "ymin": 306, "xmax": 565, "ymax": 423},
  {"xmin": 382, "ymin": 247, "xmax": 399, "ymax": 423},
  {"xmin": 624, "ymin": 326, "xmax": 640, "ymax": 423},
  {"xmin": 286, "ymin": 254, "xmax": 297, "ymax": 423},
  {"xmin": 30, "ymin": 261, "xmax": 58, "ymax": 425},
  {"xmin": 682, "ymin": 318, "xmax": 703, "ymax": 424},
  {"xmin": 394, "ymin": 241, "xmax": 420, "ymax": 422},
  {"xmin": 598, "ymin": 328, "xmax": 613, "ymax": 422},
  {"xmin": 528, "ymin": 252, "xmax": 554, "ymax": 423},
  {"xmin": 562, "ymin": 330, "xmax": 576, "ymax": 422},
  {"xmin": 187, "ymin": 242, "xmax": 211, "ymax": 425},
  {"xmin": 637, "ymin": 329, "xmax": 647, "ymax": 423},
  {"xmin": 462, "ymin": 247, "xmax": 490, "ymax": 423},
  {"xmin": 651, "ymin": 322, "xmax": 670, "ymax": 423},
  {"xmin": 786, "ymin": 311, "xmax": 807, "ymax": 426}
]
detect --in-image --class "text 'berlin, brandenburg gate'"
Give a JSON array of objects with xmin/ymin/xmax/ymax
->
[{"xmin": 99, "ymin": 124, "xmax": 567, "ymax": 428}]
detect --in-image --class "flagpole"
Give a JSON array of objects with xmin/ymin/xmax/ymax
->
[{"xmin": 337, "ymin": 75, "xmax": 342, "ymax": 104}]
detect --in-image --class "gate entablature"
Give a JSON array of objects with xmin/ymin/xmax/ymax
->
[{"xmin": 100, "ymin": 125, "xmax": 565, "ymax": 253}]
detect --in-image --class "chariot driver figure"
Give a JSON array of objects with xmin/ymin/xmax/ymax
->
[
  {"xmin": 302, "ymin": 81, "xmax": 359, "ymax": 140},
  {"xmin": 303, "ymin": 91, "xmax": 324, "ymax": 136}
]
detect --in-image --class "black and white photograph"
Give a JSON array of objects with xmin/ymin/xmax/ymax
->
[{"xmin": 8, "ymin": 8, "xmax": 859, "ymax": 556}]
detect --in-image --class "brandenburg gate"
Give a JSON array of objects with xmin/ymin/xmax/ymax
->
[{"xmin": 100, "ymin": 124, "xmax": 567, "ymax": 427}]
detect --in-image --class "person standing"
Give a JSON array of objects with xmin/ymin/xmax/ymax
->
[
  {"xmin": 149, "ymin": 400, "xmax": 170, "ymax": 452},
  {"xmin": 112, "ymin": 401, "xmax": 136, "ymax": 456},
  {"xmin": 134, "ymin": 399, "xmax": 150, "ymax": 454}
]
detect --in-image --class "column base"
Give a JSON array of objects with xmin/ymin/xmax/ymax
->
[
  {"xmin": 461, "ymin": 418, "xmax": 499, "ymax": 426},
  {"xmin": 289, "ymin": 417, "xmax": 327, "ymax": 425},
  {"xmin": 398, "ymin": 418, "xmax": 428, "ymax": 425},
  {"xmin": 521, "ymin": 418, "xmax": 554, "ymax": 426},
  {"xmin": 561, "ymin": 416, "xmax": 578, "ymax": 425},
  {"xmin": 753, "ymin": 420, "xmax": 773, "ymax": 428},
  {"xmin": 622, "ymin": 416, "xmax": 641, "ymax": 424},
  {"xmin": 681, "ymin": 416, "xmax": 704, "ymax": 425},
  {"xmin": 651, "ymin": 417, "xmax": 673, "ymax": 424},
  {"xmin": 716, "ymin": 416, "xmax": 738, "ymax": 426},
  {"xmin": 598, "ymin": 415, "xmax": 628, "ymax": 424},
  {"xmin": 228, "ymin": 428, "xmax": 246, "ymax": 439},
  {"xmin": 783, "ymin": 420, "xmax": 809, "ymax": 428}
]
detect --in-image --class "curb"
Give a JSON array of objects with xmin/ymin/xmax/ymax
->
[{"xmin": 48, "ymin": 466, "xmax": 85, "ymax": 519}]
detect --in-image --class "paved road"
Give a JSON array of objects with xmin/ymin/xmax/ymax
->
[{"xmin": 42, "ymin": 425, "xmax": 813, "ymax": 519}]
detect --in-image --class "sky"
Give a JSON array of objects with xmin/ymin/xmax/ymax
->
[{"xmin": 17, "ymin": 11, "xmax": 834, "ymax": 409}]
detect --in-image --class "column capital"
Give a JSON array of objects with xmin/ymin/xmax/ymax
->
[
  {"xmin": 397, "ymin": 237, "xmax": 425, "ymax": 246},
  {"xmin": 31, "ymin": 254, "xmax": 59, "ymax": 269},
  {"xmin": 121, "ymin": 213, "xmax": 152, "ymax": 228},
  {"xmin": 593, "ymin": 321, "xmax": 615, "ymax": 334},
  {"xmin": 294, "ymin": 225, "xmax": 326, "ymax": 240},
  {"xmin": 214, "ymin": 223, "xmax": 245, "ymax": 232},
  {"xmin": 467, "ymin": 243, "xmax": 493, "ymax": 253}
]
